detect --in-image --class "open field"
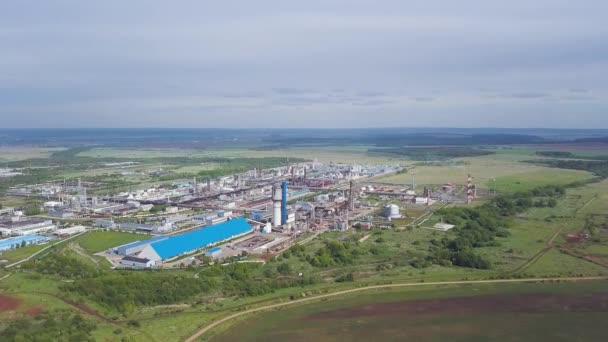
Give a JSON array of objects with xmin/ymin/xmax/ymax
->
[
  {"xmin": 524, "ymin": 249, "xmax": 607, "ymax": 277},
  {"xmin": 78, "ymin": 146, "xmax": 401, "ymax": 165},
  {"xmin": 491, "ymin": 169, "xmax": 593, "ymax": 193},
  {"xmin": 376, "ymin": 154, "xmax": 593, "ymax": 189},
  {"xmin": 0, "ymin": 147, "xmax": 65, "ymax": 162},
  {"xmin": 209, "ymin": 280, "xmax": 608, "ymax": 342},
  {"xmin": 77, "ymin": 231, "xmax": 150, "ymax": 254}
]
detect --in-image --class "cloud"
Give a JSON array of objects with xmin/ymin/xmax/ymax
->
[
  {"xmin": 561, "ymin": 95, "xmax": 595, "ymax": 101},
  {"xmin": 0, "ymin": 1, "xmax": 607, "ymax": 128},
  {"xmin": 412, "ymin": 97, "xmax": 436, "ymax": 102},
  {"xmin": 569, "ymin": 88, "xmax": 588, "ymax": 93},
  {"xmin": 501, "ymin": 92, "xmax": 550, "ymax": 99}
]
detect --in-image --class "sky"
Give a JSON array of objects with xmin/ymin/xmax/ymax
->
[{"xmin": 1, "ymin": 0, "xmax": 607, "ymax": 128}]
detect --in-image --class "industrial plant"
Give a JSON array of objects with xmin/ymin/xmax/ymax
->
[{"xmin": 0, "ymin": 159, "xmax": 483, "ymax": 267}]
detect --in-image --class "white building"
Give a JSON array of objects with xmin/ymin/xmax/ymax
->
[
  {"xmin": 0, "ymin": 217, "xmax": 56, "ymax": 236},
  {"xmin": 54, "ymin": 225, "xmax": 87, "ymax": 236},
  {"xmin": 120, "ymin": 256, "xmax": 155, "ymax": 269},
  {"xmin": 95, "ymin": 219, "xmax": 116, "ymax": 229}
]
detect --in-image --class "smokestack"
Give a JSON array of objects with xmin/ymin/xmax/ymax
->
[
  {"xmin": 281, "ymin": 181, "xmax": 288, "ymax": 225},
  {"xmin": 272, "ymin": 185, "xmax": 282, "ymax": 227},
  {"xmin": 348, "ymin": 180, "xmax": 354, "ymax": 211},
  {"xmin": 467, "ymin": 174, "xmax": 474, "ymax": 204}
]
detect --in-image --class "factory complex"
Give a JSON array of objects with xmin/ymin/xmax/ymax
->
[
  {"xmin": 2, "ymin": 159, "xmax": 484, "ymax": 269},
  {"xmin": 107, "ymin": 218, "xmax": 254, "ymax": 267},
  {"xmin": 139, "ymin": 218, "xmax": 252, "ymax": 262}
]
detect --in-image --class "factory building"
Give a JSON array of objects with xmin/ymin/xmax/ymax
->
[
  {"xmin": 95, "ymin": 219, "xmax": 117, "ymax": 229},
  {"xmin": 120, "ymin": 256, "xmax": 155, "ymax": 269},
  {"xmin": 53, "ymin": 225, "xmax": 87, "ymax": 237},
  {"xmin": 205, "ymin": 247, "xmax": 222, "ymax": 258},
  {"xmin": 114, "ymin": 236, "xmax": 169, "ymax": 256},
  {"xmin": 138, "ymin": 218, "xmax": 253, "ymax": 262},
  {"xmin": 118, "ymin": 222, "xmax": 175, "ymax": 234},
  {"xmin": 0, "ymin": 217, "xmax": 56, "ymax": 236},
  {"xmin": 48, "ymin": 209, "xmax": 76, "ymax": 218},
  {"xmin": 0, "ymin": 235, "xmax": 50, "ymax": 252}
]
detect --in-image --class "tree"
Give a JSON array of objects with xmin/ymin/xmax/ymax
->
[{"xmin": 277, "ymin": 262, "xmax": 292, "ymax": 275}]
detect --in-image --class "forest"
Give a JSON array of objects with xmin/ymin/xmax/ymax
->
[
  {"xmin": 431, "ymin": 185, "xmax": 566, "ymax": 269},
  {"xmin": 0, "ymin": 310, "xmax": 97, "ymax": 342}
]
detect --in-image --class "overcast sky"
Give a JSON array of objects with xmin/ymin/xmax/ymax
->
[{"xmin": 1, "ymin": 1, "xmax": 607, "ymax": 128}]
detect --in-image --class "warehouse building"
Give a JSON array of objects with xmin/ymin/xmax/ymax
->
[
  {"xmin": 205, "ymin": 247, "xmax": 222, "ymax": 258},
  {"xmin": 0, "ymin": 235, "xmax": 50, "ymax": 252},
  {"xmin": 114, "ymin": 235, "xmax": 169, "ymax": 256},
  {"xmin": 0, "ymin": 217, "xmax": 56, "ymax": 236},
  {"xmin": 120, "ymin": 256, "xmax": 155, "ymax": 269},
  {"xmin": 138, "ymin": 218, "xmax": 252, "ymax": 262},
  {"xmin": 53, "ymin": 225, "xmax": 87, "ymax": 237}
]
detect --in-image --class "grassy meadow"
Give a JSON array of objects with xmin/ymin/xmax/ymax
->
[{"xmin": 77, "ymin": 231, "xmax": 150, "ymax": 254}]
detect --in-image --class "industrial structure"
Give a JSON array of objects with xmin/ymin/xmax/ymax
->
[
  {"xmin": 136, "ymin": 218, "xmax": 253, "ymax": 263},
  {"xmin": 0, "ymin": 217, "xmax": 56, "ymax": 237},
  {"xmin": 0, "ymin": 235, "xmax": 50, "ymax": 252}
]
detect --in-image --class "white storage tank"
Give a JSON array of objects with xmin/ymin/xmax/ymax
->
[{"xmin": 383, "ymin": 204, "xmax": 402, "ymax": 219}]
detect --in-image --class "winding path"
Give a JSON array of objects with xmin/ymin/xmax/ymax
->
[{"xmin": 184, "ymin": 275, "xmax": 608, "ymax": 342}]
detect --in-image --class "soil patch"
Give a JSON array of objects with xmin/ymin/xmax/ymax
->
[
  {"xmin": 0, "ymin": 294, "xmax": 21, "ymax": 312},
  {"xmin": 23, "ymin": 305, "xmax": 44, "ymax": 317},
  {"xmin": 304, "ymin": 293, "xmax": 608, "ymax": 321}
]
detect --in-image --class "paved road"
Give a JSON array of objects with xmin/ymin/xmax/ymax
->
[{"xmin": 184, "ymin": 275, "xmax": 608, "ymax": 342}]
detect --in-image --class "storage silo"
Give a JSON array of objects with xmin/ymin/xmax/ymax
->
[{"xmin": 383, "ymin": 204, "xmax": 402, "ymax": 219}]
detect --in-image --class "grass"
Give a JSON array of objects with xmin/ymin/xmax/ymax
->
[
  {"xmin": 524, "ymin": 249, "xmax": 607, "ymax": 277},
  {"xmin": 209, "ymin": 280, "xmax": 608, "ymax": 342},
  {"xmin": 491, "ymin": 169, "xmax": 593, "ymax": 193},
  {"xmin": 77, "ymin": 231, "xmax": 150, "ymax": 254},
  {"xmin": 0, "ymin": 244, "xmax": 48, "ymax": 264},
  {"xmin": 376, "ymin": 149, "xmax": 594, "ymax": 190}
]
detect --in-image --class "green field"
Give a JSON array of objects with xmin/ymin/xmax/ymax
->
[
  {"xmin": 77, "ymin": 231, "xmax": 150, "ymax": 254},
  {"xmin": 209, "ymin": 280, "xmax": 608, "ymax": 342},
  {"xmin": 0, "ymin": 244, "xmax": 48, "ymax": 264},
  {"xmin": 491, "ymin": 169, "xmax": 593, "ymax": 193},
  {"xmin": 377, "ymin": 154, "xmax": 593, "ymax": 190},
  {"xmin": 78, "ymin": 146, "xmax": 399, "ymax": 165}
]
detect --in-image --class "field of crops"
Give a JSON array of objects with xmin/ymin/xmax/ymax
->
[{"xmin": 210, "ymin": 280, "xmax": 608, "ymax": 342}]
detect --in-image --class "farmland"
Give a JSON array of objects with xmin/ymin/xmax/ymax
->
[
  {"xmin": 375, "ymin": 153, "xmax": 593, "ymax": 190},
  {"xmin": 209, "ymin": 280, "xmax": 608, "ymax": 342}
]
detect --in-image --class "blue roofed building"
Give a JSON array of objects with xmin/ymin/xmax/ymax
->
[
  {"xmin": 114, "ymin": 235, "xmax": 169, "ymax": 256},
  {"xmin": 138, "ymin": 218, "xmax": 252, "ymax": 262},
  {"xmin": 0, "ymin": 235, "xmax": 51, "ymax": 252}
]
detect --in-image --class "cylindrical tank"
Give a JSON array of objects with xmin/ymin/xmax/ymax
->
[
  {"xmin": 384, "ymin": 204, "xmax": 401, "ymax": 218},
  {"xmin": 390, "ymin": 204, "xmax": 399, "ymax": 217}
]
